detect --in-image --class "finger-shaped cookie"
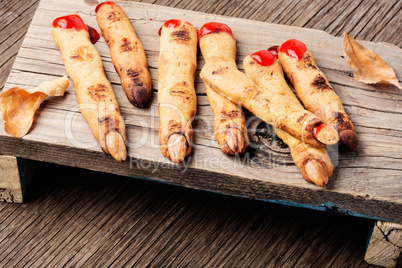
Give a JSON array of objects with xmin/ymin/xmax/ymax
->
[
  {"xmin": 206, "ymin": 86, "xmax": 249, "ymax": 154},
  {"xmin": 158, "ymin": 20, "xmax": 197, "ymax": 163},
  {"xmin": 199, "ymin": 22, "xmax": 249, "ymax": 154},
  {"xmin": 277, "ymin": 39, "xmax": 358, "ymax": 151},
  {"xmin": 244, "ymin": 50, "xmax": 334, "ymax": 186},
  {"xmin": 275, "ymin": 128, "xmax": 333, "ymax": 186},
  {"xmin": 200, "ymin": 56, "xmax": 339, "ymax": 148},
  {"xmin": 96, "ymin": 1, "xmax": 152, "ymax": 107},
  {"xmin": 52, "ymin": 14, "xmax": 127, "ymax": 162}
]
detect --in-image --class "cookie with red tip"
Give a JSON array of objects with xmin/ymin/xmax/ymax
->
[
  {"xmin": 52, "ymin": 14, "xmax": 87, "ymax": 32},
  {"xmin": 250, "ymin": 50, "xmax": 276, "ymax": 66},
  {"xmin": 198, "ymin": 22, "xmax": 234, "ymax": 40},
  {"xmin": 279, "ymin": 39, "xmax": 307, "ymax": 61},
  {"xmin": 95, "ymin": 1, "xmax": 114, "ymax": 13}
]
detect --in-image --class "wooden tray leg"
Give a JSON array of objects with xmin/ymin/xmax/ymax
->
[
  {"xmin": 0, "ymin": 156, "xmax": 36, "ymax": 203},
  {"xmin": 365, "ymin": 221, "xmax": 402, "ymax": 267}
]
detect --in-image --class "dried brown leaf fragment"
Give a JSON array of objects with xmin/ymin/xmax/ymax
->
[
  {"xmin": 0, "ymin": 76, "xmax": 69, "ymax": 138},
  {"xmin": 342, "ymin": 32, "xmax": 401, "ymax": 89}
]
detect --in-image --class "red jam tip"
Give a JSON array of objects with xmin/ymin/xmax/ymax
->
[
  {"xmin": 165, "ymin": 19, "xmax": 184, "ymax": 28},
  {"xmin": 95, "ymin": 1, "xmax": 114, "ymax": 13},
  {"xmin": 279, "ymin": 39, "xmax": 307, "ymax": 61},
  {"xmin": 198, "ymin": 22, "xmax": 234, "ymax": 40},
  {"xmin": 268, "ymin": 46, "xmax": 279, "ymax": 57},
  {"xmin": 250, "ymin": 50, "xmax": 276, "ymax": 66},
  {"xmin": 158, "ymin": 19, "xmax": 192, "ymax": 36},
  {"xmin": 313, "ymin": 123, "xmax": 326, "ymax": 139},
  {"xmin": 52, "ymin": 15, "xmax": 88, "ymax": 32},
  {"xmin": 122, "ymin": 38, "xmax": 127, "ymax": 42},
  {"xmin": 86, "ymin": 25, "xmax": 100, "ymax": 44}
]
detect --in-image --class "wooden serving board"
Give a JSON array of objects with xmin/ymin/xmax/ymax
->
[{"xmin": 1, "ymin": 0, "xmax": 401, "ymax": 221}]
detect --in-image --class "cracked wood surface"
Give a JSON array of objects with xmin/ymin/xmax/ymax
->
[
  {"xmin": 0, "ymin": 156, "xmax": 23, "ymax": 203},
  {"xmin": 0, "ymin": 0, "xmax": 401, "ymax": 266},
  {"xmin": 365, "ymin": 221, "xmax": 402, "ymax": 267}
]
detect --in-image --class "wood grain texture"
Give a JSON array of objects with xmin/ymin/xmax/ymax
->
[
  {"xmin": 0, "ymin": 156, "xmax": 23, "ymax": 203},
  {"xmin": 0, "ymin": 163, "xmax": 377, "ymax": 267},
  {"xmin": 365, "ymin": 221, "xmax": 402, "ymax": 267},
  {"xmin": 0, "ymin": 0, "xmax": 401, "ymax": 222},
  {"xmin": 0, "ymin": 0, "xmax": 39, "ymax": 90}
]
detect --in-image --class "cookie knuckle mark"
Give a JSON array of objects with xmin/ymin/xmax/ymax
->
[
  {"xmin": 212, "ymin": 66, "xmax": 228, "ymax": 75},
  {"xmin": 170, "ymin": 28, "xmax": 190, "ymax": 43},
  {"xmin": 311, "ymin": 76, "xmax": 332, "ymax": 91},
  {"xmin": 70, "ymin": 47, "xmax": 93, "ymax": 61},
  {"xmin": 126, "ymin": 69, "xmax": 143, "ymax": 86},
  {"xmin": 120, "ymin": 40, "xmax": 133, "ymax": 52},
  {"xmin": 168, "ymin": 120, "xmax": 182, "ymax": 132},
  {"xmin": 221, "ymin": 110, "xmax": 241, "ymax": 121},
  {"xmin": 107, "ymin": 11, "xmax": 121, "ymax": 22},
  {"xmin": 98, "ymin": 115, "xmax": 119, "ymax": 133},
  {"xmin": 88, "ymin": 84, "xmax": 108, "ymax": 101},
  {"xmin": 169, "ymin": 81, "xmax": 192, "ymax": 101},
  {"xmin": 332, "ymin": 111, "xmax": 352, "ymax": 130},
  {"xmin": 297, "ymin": 113, "xmax": 308, "ymax": 123}
]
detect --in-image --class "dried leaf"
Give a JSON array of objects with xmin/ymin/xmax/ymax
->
[
  {"xmin": 0, "ymin": 76, "xmax": 69, "ymax": 138},
  {"xmin": 26, "ymin": 76, "xmax": 70, "ymax": 96},
  {"xmin": 342, "ymin": 32, "xmax": 401, "ymax": 89}
]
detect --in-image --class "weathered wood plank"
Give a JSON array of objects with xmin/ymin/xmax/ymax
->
[
  {"xmin": 0, "ymin": 162, "xmax": 378, "ymax": 266},
  {"xmin": 148, "ymin": 196, "xmax": 246, "ymax": 267},
  {"xmin": 0, "ymin": 156, "xmax": 23, "ymax": 203},
  {"xmin": 18, "ymin": 184, "xmax": 115, "ymax": 267},
  {"xmin": 108, "ymin": 195, "xmax": 201, "ymax": 267},
  {"xmin": 0, "ymin": 0, "xmax": 40, "ymax": 206},
  {"xmin": 81, "ymin": 190, "xmax": 190, "ymax": 266},
  {"xmin": 32, "ymin": 182, "xmax": 132, "ymax": 267},
  {"xmin": 0, "ymin": 0, "xmax": 40, "ymax": 90},
  {"xmin": 59, "ymin": 189, "xmax": 151, "ymax": 267},
  {"xmin": 0, "ymin": 187, "xmax": 81, "ymax": 266},
  {"xmin": 1, "ymin": 0, "xmax": 401, "ymax": 222},
  {"xmin": 26, "ymin": 181, "xmax": 134, "ymax": 267},
  {"xmin": 365, "ymin": 221, "xmax": 402, "ymax": 267},
  {"xmin": 0, "ymin": 156, "xmax": 37, "ymax": 204},
  {"xmin": 1, "ymin": 185, "xmax": 96, "ymax": 266}
]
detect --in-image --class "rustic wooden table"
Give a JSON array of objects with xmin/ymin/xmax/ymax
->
[{"xmin": 0, "ymin": 0, "xmax": 401, "ymax": 266}]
